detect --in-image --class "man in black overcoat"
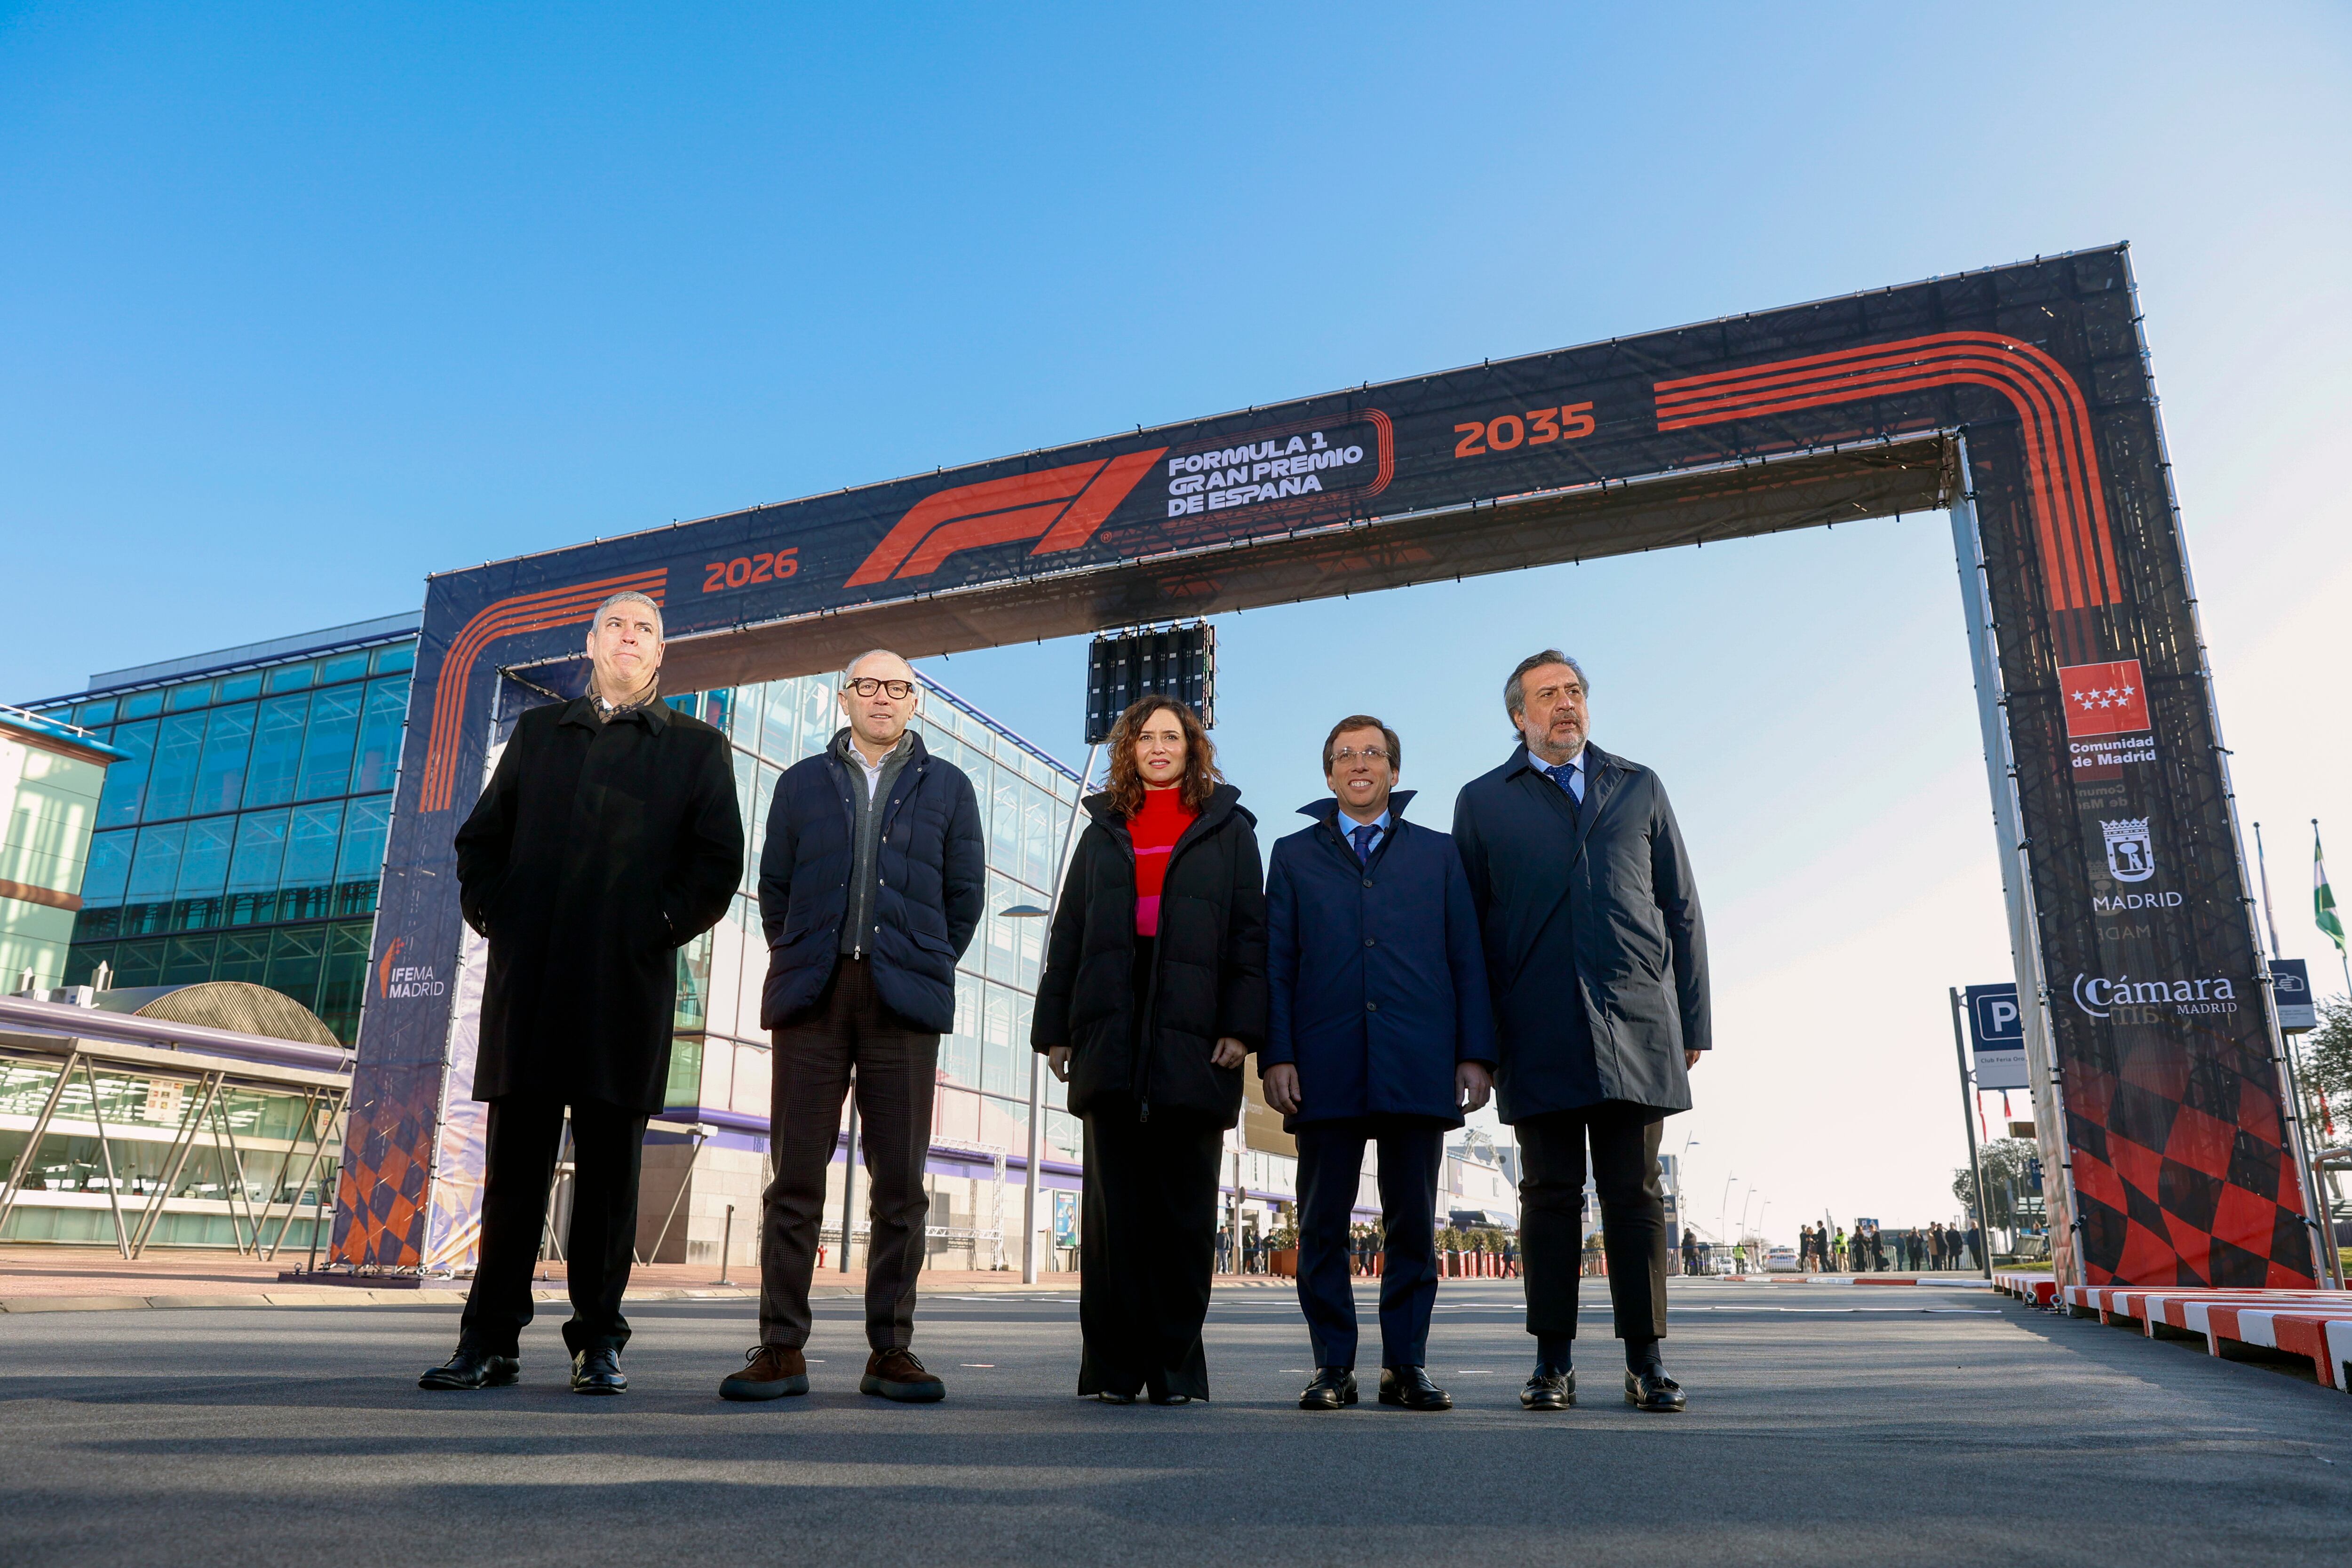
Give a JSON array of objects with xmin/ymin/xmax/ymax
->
[
  {"xmin": 1453, "ymin": 649, "xmax": 1710, "ymax": 1414},
  {"xmin": 421, "ymin": 590, "xmax": 743, "ymax": 1395}
]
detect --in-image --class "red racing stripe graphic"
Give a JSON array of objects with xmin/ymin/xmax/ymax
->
[
  {"xmin": 416, "ymin": 569, "xmax": 667, "ymax": 812},
  {"xmin": 845, "ymin": 448, "xmax": 1168, "ymax": 588},
  {"xmin": 1654, "ymin": 333, "xmax": 2119, "ymax": 611},
  {"xmin": 1030, "ymin": 448, "xmax": 1168, "ymax": 556}
]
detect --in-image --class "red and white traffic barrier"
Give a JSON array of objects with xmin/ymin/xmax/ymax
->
[
  {"xmin": 1694, "ymin": 1274, "xmax": 1995, "ymax": 1287},
  {"xmin": 1993, "ymin": 1270, "xmax": 2058, "ymax": 1305},
  {"xmin": 2060, "ymin": 1284, "xmax": 2352, "ymax": 1391}
]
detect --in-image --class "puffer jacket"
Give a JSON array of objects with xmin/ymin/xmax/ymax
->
[
  {"xmin": 758, "ymin": 728, "xmax": 984, "ymax": 1032},
  {"xmin": 1030, "ymin": 783, "xmax": 1267, "ymax": 1126}
]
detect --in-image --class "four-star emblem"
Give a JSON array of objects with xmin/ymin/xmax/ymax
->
[{"xmin": 2057, "ymin": 660, "xmax": 2152, "ymax": 740}]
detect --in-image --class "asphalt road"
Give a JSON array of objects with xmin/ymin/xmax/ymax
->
[{"xmin": 3, "ymin": 1280, "xmax": 2347, "ymax": 1567}]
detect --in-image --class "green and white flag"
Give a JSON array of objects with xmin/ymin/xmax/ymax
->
[{"xmin": 2319, "ymin": 826, "xmax": 2346, "ymax": 954}]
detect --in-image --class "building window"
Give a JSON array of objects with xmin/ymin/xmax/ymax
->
[{"xmin": 59, "ymin": 632, "xmax": 417, "ymax": 1045}]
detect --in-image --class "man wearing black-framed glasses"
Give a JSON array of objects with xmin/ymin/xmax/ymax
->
[{"xmin": 719, "ymin": 648, "xmax": 985, "ymax": 1405}]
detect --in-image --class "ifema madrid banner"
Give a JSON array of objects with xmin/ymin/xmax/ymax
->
[{"xmin": 331, "ymin": 244, "xmax": 2322, "ymax": 1289}]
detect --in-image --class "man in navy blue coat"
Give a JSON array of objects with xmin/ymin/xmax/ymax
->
[
  {"xmin": 1263, "ymin": 715, "xmax": 1496, "ymax": 1413},
  {"xmin": 1453, "ymin": 650, "xmax": 1710, "ymax": 1414},
  {"xmin": 719, "ymin": 649, "xmax": 985, "ymax": 1407}
]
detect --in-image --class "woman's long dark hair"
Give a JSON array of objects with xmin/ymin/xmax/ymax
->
[{"xmin": 1103, "ymin": 696, "xmax": 1222, "ymax": 818}]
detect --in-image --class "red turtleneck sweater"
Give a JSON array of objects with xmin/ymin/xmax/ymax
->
[{"xmin": 1130, "ymin": 788, "xmax": 1198, "ymax": 936}]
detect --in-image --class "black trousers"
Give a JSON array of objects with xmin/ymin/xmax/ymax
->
[
  {"xmin": 459, "ymin": 1096, "xmax": 648, "ymax": 1357},
  {"xmin": 759, "ymin": 956, "xmax": 939, "ymax": 1352},
  {"xmin": 1518, "ymin": 1103, "xmax": 1669, "ymax": 1342},
  {"xmin": 1294, "ymin": 1118, "xmax": 1442, "ymax": 1370},
  {"xmin": 1078, "ymin": 1097, "xmax": 1224, "ymax": 1400}
]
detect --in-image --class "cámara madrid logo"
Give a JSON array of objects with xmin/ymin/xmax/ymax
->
[{"xmin": 2072, "ymin": 971, "xmax": 2238, "ymax": 1019}]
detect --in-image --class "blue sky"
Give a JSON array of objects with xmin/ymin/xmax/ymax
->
[{"xmin": 7, "ymin": 2, "xmax": 2349, "ymax": 1232}]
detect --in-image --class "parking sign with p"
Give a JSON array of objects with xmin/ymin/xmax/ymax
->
[{"xmin": 1965, "ymin": 982, "xmax": 2029, "ymax": 1090}]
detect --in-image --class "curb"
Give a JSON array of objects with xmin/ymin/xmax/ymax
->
[
  {"xmin": 0, "ymin": 1286, "xmax": 741, "ymax": 1314},
  {"xmin": 0, "ymin": 1276, "xmax": 1301, "ymax": 1314}
]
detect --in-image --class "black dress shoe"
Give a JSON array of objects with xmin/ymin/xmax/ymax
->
[
  {"xmin": 571, "ymin": 1347, "xmax": 628, "ymax": 1395},
  {"xmin": 1298, "ymin": 1367, "xmax": 1359, "ymax": 1410},
  {"xmin": 419, "ymin": 1347, "xmax": 519, "ymax": 1391},
  {"xmin": 1520, "ymin": 1368, "xmax": 1576, "ymax": 1410},
  {"xmin": 1624, "ymin": 1369, "xmax": 1686, "ymax": 1412},
  {"xmin": 1378, "ymin": 1366, "xmax": 1452, "ymax": 1410}
]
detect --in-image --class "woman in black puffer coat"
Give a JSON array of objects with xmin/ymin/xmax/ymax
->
[{"xmin": 1031, "ymin": 696, "xmax": 1266, "ymax": 1403}]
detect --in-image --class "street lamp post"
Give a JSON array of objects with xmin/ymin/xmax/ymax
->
[
  {"xmin": 1948, "ymin": 986, "xmax": 1997, "ymax": 1281},
  {"xmin": 1716, "ymin": 1173, "xmax": 1737, "ymax": 1268},
  {"xmin": 1670, "ymin": 1135, "xmax": 1697, "ymax": 1271},
  {"xmin": 1005, "ymin": 742, "xmax": 1101, "ymax": 1284}
]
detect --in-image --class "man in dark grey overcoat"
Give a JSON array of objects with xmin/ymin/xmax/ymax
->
[{"xmin": 1452, "ymin": 649, "xmax": 1709, "ymax": 1413}]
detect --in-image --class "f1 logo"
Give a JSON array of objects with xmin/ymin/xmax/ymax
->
[{"xmin": 845, "ymin": 449, "xmax": 1167, "ymax": 588}]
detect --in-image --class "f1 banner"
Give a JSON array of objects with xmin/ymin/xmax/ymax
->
[{"xmin": 334, "ymin": 243, "xmax": 2325, "ymax": 1290}]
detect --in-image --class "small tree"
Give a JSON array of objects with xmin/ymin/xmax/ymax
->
[
  {"xmin": 1952, "ymin": 1137, "xmax": 2039, "ymax": 1232},
  {"xmin": 2301, "ymin": 996, "xmax": 2352, "ymax": 1119}
]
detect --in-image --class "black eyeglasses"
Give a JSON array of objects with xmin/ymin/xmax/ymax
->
[{"xmin": 845, "ymin": 678, "xmax": 915, "ymax": 700}]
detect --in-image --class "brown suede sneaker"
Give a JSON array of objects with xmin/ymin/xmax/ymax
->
[
  {"xmin": 859, "ymin": 1347, "xmax": 946, "ymax": 1403},
  {"xmin": 719, "ymin": 1344, "xmax": 809, "ymax": 1401}
]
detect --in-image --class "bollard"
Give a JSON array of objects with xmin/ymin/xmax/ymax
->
[{"xmin": 717, "ymin": 1203, "xmax": 735, "ymax": 1286}]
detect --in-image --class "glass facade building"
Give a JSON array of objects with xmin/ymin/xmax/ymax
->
[{"xmin": 24, "ymin": 616, "xmax": 420, "ymax": 1045}]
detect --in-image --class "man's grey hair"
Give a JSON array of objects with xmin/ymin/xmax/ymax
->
[
  {"xmin": 1504, "ymin": 649, "xmax": 1589, "ymax": 736},
  {"xmin": 591, "ymin": 589, "xmax": 664, "ymax": 637},
  {"xmin": 842, "ymin": 648, "xmax": 916, "ymax": 683}
]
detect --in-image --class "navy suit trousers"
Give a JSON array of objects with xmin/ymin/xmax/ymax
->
[
  {"xmin": 1517, "ymin": 1103, "xmax": 1669, "ymax": 1341},
  {"xmin": 1294, "ymin": 1118, "xmax": 1444, "ymax": 1369}
]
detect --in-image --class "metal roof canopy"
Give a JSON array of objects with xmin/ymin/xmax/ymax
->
[
  {"xmin": 0, "ymin": 1005, "xmax": 351, "ymax": 1263},
  {"xmin": 335, "ymin": 245, "xmax": 2337, "ymax": 1296}
]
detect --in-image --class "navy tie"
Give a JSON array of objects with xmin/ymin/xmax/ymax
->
[
  {"xmin": 1351, "ymin": 822, "xmax": 1378, "ymax": 864},
  {"xmin": 1546, "ymin": 761, "xmax": 1583, "ymax": 806}
]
